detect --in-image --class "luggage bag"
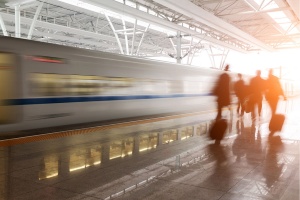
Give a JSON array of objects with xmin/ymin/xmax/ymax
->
[
  {"xmin": 209, "ymin": 119, "xmax": 228, "ymax": 140},
  {"xmin": 269, "ymin": 114, "xmax": 285, "ymax": 132}
]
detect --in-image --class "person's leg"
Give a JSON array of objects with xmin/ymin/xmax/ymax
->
[
  {"xmin": 240, "ymin": 97, "xmax": 245, "ymax": 116},
  {"xmin": 237, "ymin": 97, "xmax": 241, "ymax": 114},
  {"xmin": 272, "ymin": 98, "xmax": 279, "ymax": 115},
  {"xmin": 268, "ymin": 100, "xmax": 275, "ymax": 116},
  {"xmin": 251, "ymin": 101, "xmax": 257, "ymax": 120},
  {"xmin": 216, "ymin": 103, "xmax": 222, "ymax": 120},
  {"xmin": 258, "ymin": 99, "xmax": 262, "ymax": 118}
]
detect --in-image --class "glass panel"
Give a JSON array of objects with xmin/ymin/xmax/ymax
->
[
  {"xmin": 39, "ymin": 155, "xmax": 58, "ymax": 180},
  {"xmin": 110, "ymin": 138, "xmax": 134, "ymax": 159},
  {"xmin": 139, "ymin": 132, "xmax": 158, "ymax": 152},
  {"xmin": 86, "ymin": 145, "xmax": 102, "ymax": 166},
  {"xmin": 122, "ymin": 138, "xmax": 134, "ymax": 157},
  {"xmin": 181, "ymin": 126, "xmax": 194, "ymax": 140},
  {"xmin": 196, "ymin": 123, "xmax": 208, "ymax": 136},
  {"xmin": 69, "ymin": 148, "xmax": 87, "ymax": 172},
  {"xmin": 162, "ymin": 129, "xmax": 178, "ymax": 144},
  {"xmin": 110, "ymin": 140, "xmax": 123, "ymax": 160}
]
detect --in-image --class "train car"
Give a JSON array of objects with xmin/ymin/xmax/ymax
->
[
  {"xmin": 0, "ymin": 37, "xmax": 297, "ymax": 134},
  {"xmin": 0, "ymin": 36, "xmax": 230, "ymax": 133}
]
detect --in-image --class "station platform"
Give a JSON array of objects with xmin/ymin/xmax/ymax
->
[{"xmin": 0, "ymin": 97, "xmax": 299, "ymax": 200}]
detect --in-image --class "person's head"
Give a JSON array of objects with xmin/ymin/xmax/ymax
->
[
  {"xmin": 269, "ymin": 69, "xmax": 273, "ymax": 77},
  {"xmin": 237, "ymin": 73, "xmax": 242, "ymax": 79},
  {"xmin": 224, "ymin": 64, "xmax": 230, "ymax": 71},
  {"xmin": 256, "ymin": 70, "xmax": 261, "ymax": 77}
]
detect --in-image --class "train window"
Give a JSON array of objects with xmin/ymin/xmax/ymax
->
[
  {"xmin": 183, "ymin": 81, "xmax": 200, "ymax": 94},
  {"xmin": 143, "ymin": 80, "xmax": 167, "ymax": 95},
  {"xmin": 168, "ymin": 81, "xmax": 183, "ymax": 94},
  {"xmin": 29, "ymin": 73, "xmax": 136, "ymax": 97},
  {"xmin": 73, "ymin": 75, "xmax": 97, "ymax": 96},
  {"xmin": 30, "ymin": 73, "xmax": 69, "ymax": 96},
  {"xmin": 68, "ymin": 75, "xmax": 79, "ymax": 96},
  {"xmin": 136, "ymin": 79, "xmax": 155, "ymax": 94}
]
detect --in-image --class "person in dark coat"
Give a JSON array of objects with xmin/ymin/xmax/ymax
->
[
  {"xmin": 249, "ymin": 70, "xmax": 265, "ymax": 120},
  {"xmin": 212, "ymin": 64, "xmax": 231, "ymax": 120},
  {"xmin": 265, "ymin": 69, "xmax": 286, "ymax": 116},
  {"xmin": 234, "ymin": 73, "xmax": 246, "ymax": 117}
]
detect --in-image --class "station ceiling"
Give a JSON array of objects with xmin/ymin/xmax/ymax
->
[{"xmin": 0, "ymin": 0, "xmax": 300, "ymax": 64}]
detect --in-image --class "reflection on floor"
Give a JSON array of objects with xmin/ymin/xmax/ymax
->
[{"xmin": 0, "ymin": 98, "xmax": 299, "ymax": 200}]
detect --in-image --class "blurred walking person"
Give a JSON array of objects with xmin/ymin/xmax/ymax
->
[
  {"xmin": 249, "ymin": 70, "xmax": 265, "ymax": 120},
  {"xmin": 212, "ymin": 64, "xmax": 231, "ymax": 120},
  {"xmin": 234, "ymin": 73, "xmax": 246, "ymax": 117},
  {"xmin": 265, "ymin": 69, "xmax": 286, "ymax": 117}
]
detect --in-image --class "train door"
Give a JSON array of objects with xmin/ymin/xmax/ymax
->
[{"xmin": 0, "ymin": 52, "xmax": 17, "ymax": 124}]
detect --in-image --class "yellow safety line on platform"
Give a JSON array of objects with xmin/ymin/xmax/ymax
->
[{"xmin": 0, "ymin": 110, "xmax": 216, "ymax": 147}]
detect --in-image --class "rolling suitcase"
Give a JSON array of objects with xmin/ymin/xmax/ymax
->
[
  {"xmin": 269, "ymin": 114, "xmax": 285, "ymax": 132},
  {"xmin": 209, "ymin": 119, "xmax": 228, "ymax": 140}
]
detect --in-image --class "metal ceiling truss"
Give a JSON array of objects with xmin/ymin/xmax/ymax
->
[
  {"xmin": 0, "ymin": 0, "xmax": 299, "ymax": 68},
  {"xmin": 0, "ymin": 0, "xmax": 209, "ymax": 64}
]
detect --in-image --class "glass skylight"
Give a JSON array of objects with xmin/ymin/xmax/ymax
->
[
  {"xmin": 253, "ymin": 0, "xmax": 298, "ymax": 34},
  {"xmin": 57, "ymin": 0, "xmax": 176, "ymax": 35}
]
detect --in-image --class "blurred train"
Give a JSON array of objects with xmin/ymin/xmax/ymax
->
[{"xmin": 0, "ymin": 37, "xmax": 297, "ymax": 133}]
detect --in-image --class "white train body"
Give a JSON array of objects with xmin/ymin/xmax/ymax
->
[
  {"xmin": 0, "ymin": 37, "xmax": 223, "ymax": 133},
  {"xmin": 0, "ymin": 37, "xmax": 296, "ymax": 133}
]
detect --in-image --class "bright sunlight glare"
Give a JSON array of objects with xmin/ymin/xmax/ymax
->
[{"xmin": 227, "ymin": 49, "xmax": 300, "ymax": 81}]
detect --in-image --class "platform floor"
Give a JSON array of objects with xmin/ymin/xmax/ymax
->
[{"xmin": 0, "ymin": 98, "xmax": 299, "ymax": 200}]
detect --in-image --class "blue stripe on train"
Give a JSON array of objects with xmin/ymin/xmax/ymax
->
[{"xmin": 7, "ymin": 93, "xmax": 212, "ymax": 105}]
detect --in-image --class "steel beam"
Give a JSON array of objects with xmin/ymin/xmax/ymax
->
[
  {"xmin": 15, "ymin": 4, "xmax": 21, "ymax": 38},
  {"xmin": 187, "ymin": 37, "xmax": 194, "ymax": 65},
  {"xmin": 0, "ymin": 14, "xmax": 8, "ymax": 36},
  {"xmin": 131, "ymin": 19, "xmax": 137, "ymax": 55},
  {"xmin": 105, "ymin": 13, "xmax": 124, "ymax": 54},
  {"xmin": 28, "ymin": 2, "xmax": 44, "ymax": 39},
  {"xmin": 151, "ymin": 0, "xmax": 274, "ymax": 51},
  {"xmin": 122, "ymin": 18, "xmax": 129, "ymax": 55},
  {"xmin": 0, "ymin": 12, "xmax": 173, "ymax": 53},
  {"xmin": 176, "ymin": 31, "xmax": 181, "ymax": 64},
  {"xmin": 136, "ymin": 24, "xmax": 150, "ymax": 55},
  {"xmin": 86, "ymin": 0, "xmax": 250, "ymax": 53}
]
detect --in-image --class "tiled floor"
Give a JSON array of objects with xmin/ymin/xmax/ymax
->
[{"xmin": 0, "ymin": 98, "xmax": 299, "ymax": 200}]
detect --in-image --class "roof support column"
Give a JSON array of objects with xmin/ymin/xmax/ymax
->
[
  {"xmin": 207, "ymin": 46, "xmax": 229, "ymax": 69},
  {"xmin": 176, "ymin": 31, "xmax": 182, "ymax": 64},
  {"xmin": 168, "ymin": 35, "xmax": 177, "ymax": 52},
  {"xmin": 105, "ymin": 14, "xmax": 124, "ymax": 54},
  {"xmin": 0, "ymin": 14, "xmax": 8, "ymax": 36},
  {"xmin": 28, "ymin": 2, "xmax": 44, "ymax": 40},
  {"xmin": 15, "ymin": 4, "xmax": 21, "ymax": 38},
  {"xmin": 122, "ymin": 19, "xmax": 129, "ymax": 55},
  {"xmin": 95, "ymin": 14, "xmax": 100, "ymax": 33},
  {"xmin": 208, "ymin": 46, "xmax": 216, "ymax": 69},
  {"xmin": 220, "ymin": 49, "xmax": 229, "ymax": 70},
  {"xmin": 187, "ymin": 37, "xmax": 194, "ymax": 64},
  {"xmin": 189, "ymin": 49, "xmax": 197, "ymax": 65},
  {"xmin": 131, "ymin": 19, "xmax": 137, "ymax": 55},
  {"xmin": 136, "ymin": 24, "xmax": 150, "ymax": 55}
]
